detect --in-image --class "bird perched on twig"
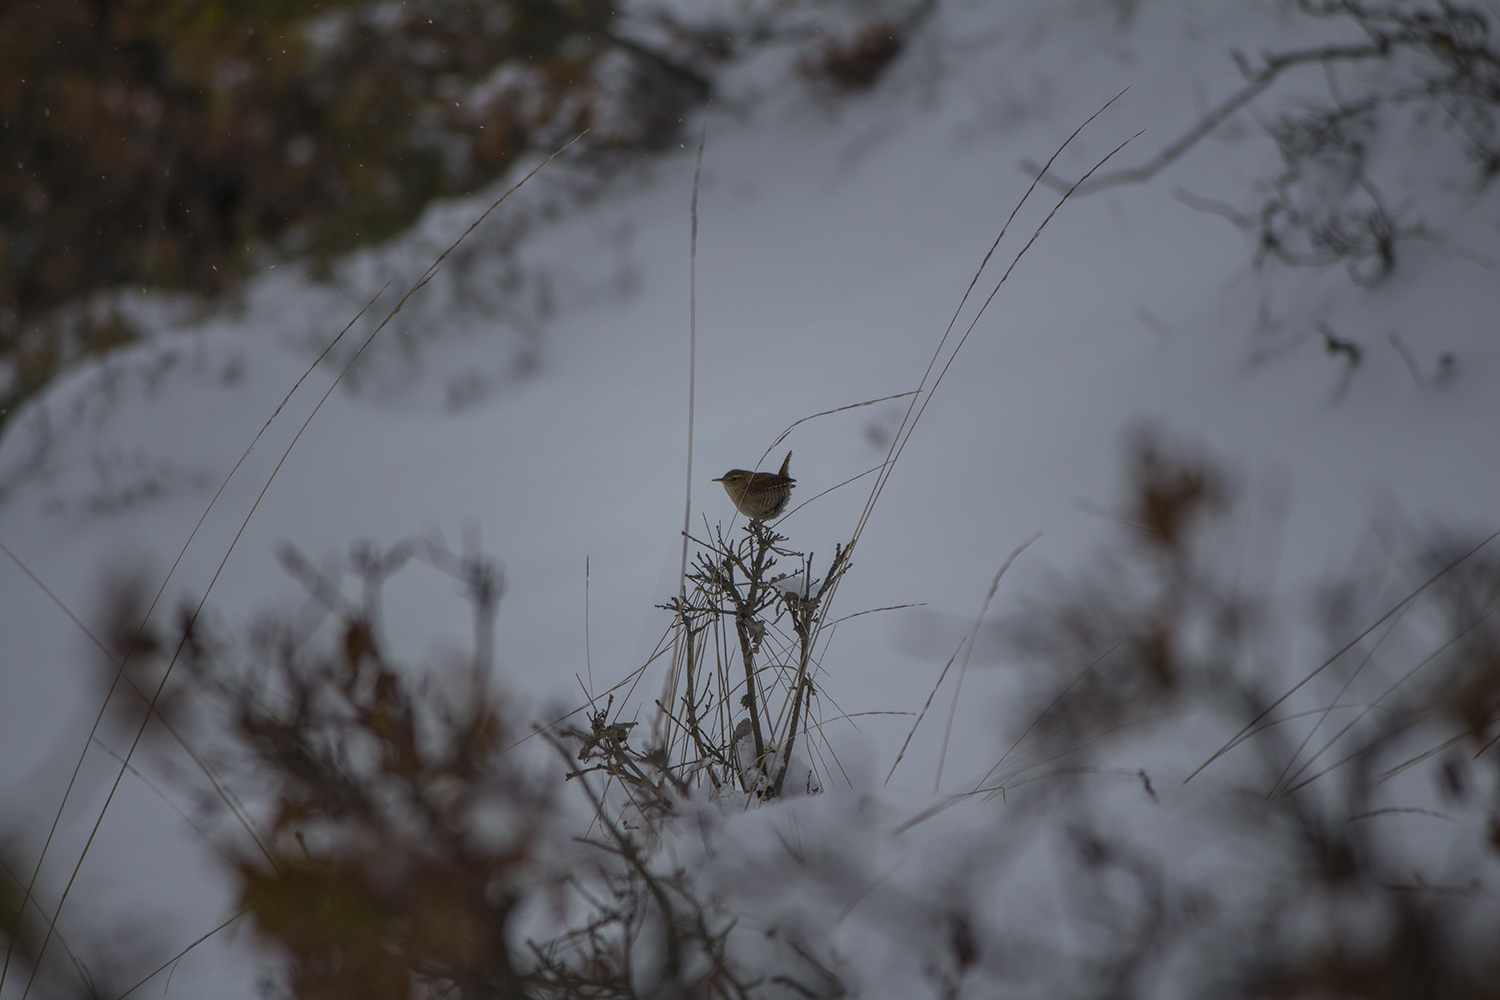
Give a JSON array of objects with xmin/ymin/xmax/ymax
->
[{"xmin": 713, "ymin": 451, "xmax": 795, "ymax": 521}]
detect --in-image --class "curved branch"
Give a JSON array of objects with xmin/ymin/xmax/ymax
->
[{"xmin": 1026, "ymin": 42, "xmax": 1390, "ymax": 194}]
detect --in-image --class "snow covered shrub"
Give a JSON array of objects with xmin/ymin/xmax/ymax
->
[
  {"xmin": 14, "ymin": 432, "xmax": 1498, "ymax": 999},
  {"xmin": 70, "ymin": 535, "xmax": 846, "ymax": 1000},
  {"xmin": 994, "ymin": 428, "xmax": 1500, "ymax": 998}
]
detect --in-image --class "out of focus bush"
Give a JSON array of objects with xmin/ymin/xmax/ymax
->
[{"xmin": 0, "ymin": 0, "xmax": 714, "ymax": 426}]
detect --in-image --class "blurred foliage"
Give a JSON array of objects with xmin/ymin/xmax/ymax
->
[
  {"xmin": 1000, "ymin": 429, "xmax": 1500, "ymax": 998},
  {"xmin": 9, "ymin": 435, "xmax": 1500, "ymax": 996},
  {"xmin": 0, "ymin": 0, "xmax": 713, "ymax": 427},
  {"xmin": 170, "ymin": 445, "xmax": 1500, "ymax": 997},
  {"xmin": 106, "ymin": 536, "xmax": 798, "ymax": 999},
  {"xmin": 228, "ymin": 615, "xmax": 542, "ymax": 1000},
  {"xmin": 796, "ymin": 17, "xmax": 906, "ymax": 91}
]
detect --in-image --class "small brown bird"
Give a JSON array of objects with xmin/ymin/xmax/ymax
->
[{"xmin": 714, "ymin": 450, "xmax": 796, "ymax": 521}]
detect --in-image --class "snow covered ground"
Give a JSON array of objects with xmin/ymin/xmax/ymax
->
[{"xmin": 2, "ymin": 1, "xmax": 1497, "ymax": 996}]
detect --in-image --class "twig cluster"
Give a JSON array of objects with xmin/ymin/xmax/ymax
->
[
  {"xmin": 606, "ymin": 521, "xmax": 850, "ymax": 808},
  {"xmin": 1036, "ymin": 1, "xmax": 1500, "ymax": 284}
]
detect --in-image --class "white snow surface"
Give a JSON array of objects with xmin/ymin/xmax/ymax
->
[{"xmin": 2, "ymin": 1, "xmax": 1498, "ymax": 996}]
